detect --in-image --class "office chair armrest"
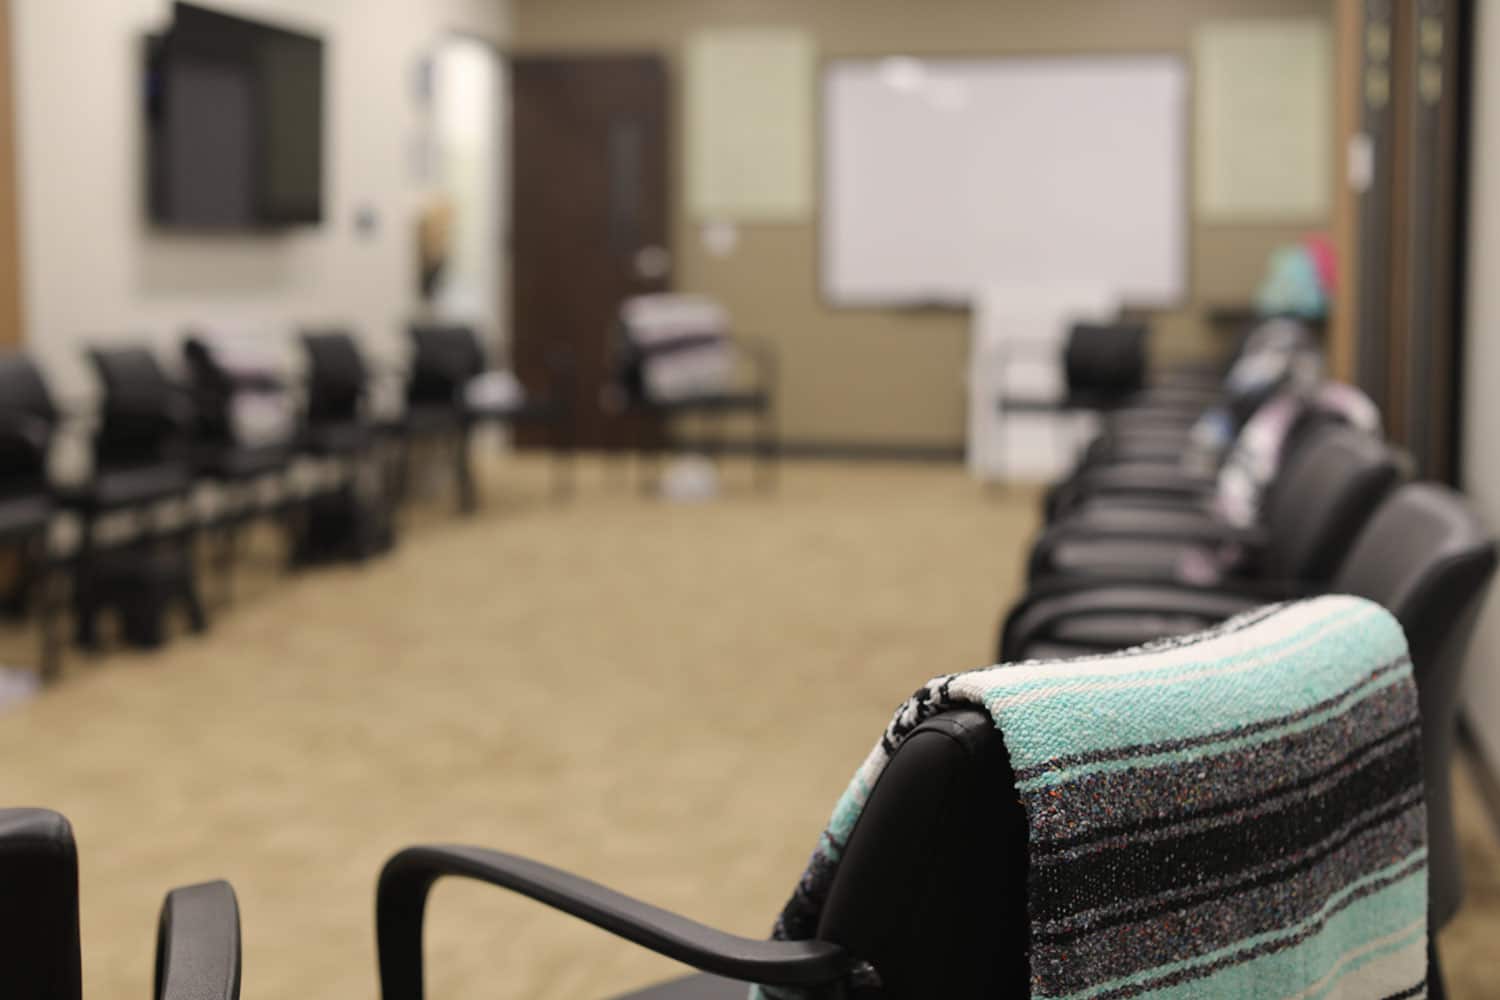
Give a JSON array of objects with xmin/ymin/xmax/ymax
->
[
  {"xmin": 1028, "ymin": 522, "xmax": 1263, "ymax": 583},
  {"xmin": 1000, "ymin": 584, "xmax": 1268, "ymax": 661},
  {"xmin": 154, "ymin": 880, "xmax": 241, "ymax": 1000},
  {"xmin": 1067, "ymin": 463, "xmax": 1216, "ymax": 497},
  {"xmin": 377, "ymin": 845, "xmax": 852, "ymax": 998},
  {"xmin": 1050, "ymin": 464, "xmax": 1216, "ymax": 520},
  {"xmin": 1039, "ymin": 507, "xmax": 1265, "ymax": 548}
]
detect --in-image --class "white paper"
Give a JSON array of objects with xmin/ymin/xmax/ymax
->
[
  {"xmin": 1195, "ymin": 19, "xmax": 1334, "ymax": 221},
  {"xmin": 686, "ymin": 29, "xmax": 815, "ymax": 221}
]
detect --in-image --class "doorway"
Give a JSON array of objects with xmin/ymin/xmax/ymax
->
[{"xmin": 510, "ymin": 54, "xmax": 671, "ymax": 450}]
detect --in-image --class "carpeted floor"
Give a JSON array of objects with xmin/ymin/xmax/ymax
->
[{"xmin": 0, "ymin": 456, "xmax": 1496, "ymax": 999}]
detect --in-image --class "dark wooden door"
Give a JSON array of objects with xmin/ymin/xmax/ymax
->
[
  {"xmin": 510, "ymin": 55, "xmax": 671, "ymax": 450},
  {"xmin": 1396, "ymin": 0, "xmax": 1471, "ymax": 482},
  {"xmin": 1355, "ymin": 0, "xmax": 1397, "ymax": 422}
]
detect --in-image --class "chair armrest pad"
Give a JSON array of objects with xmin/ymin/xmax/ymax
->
[
  {"xmin": 377, "ymin": 845, "xmax": 849, "ymax": 997},
  {"xmin": 1001, "ymin": 584, "xmax": 1271, "ymax": 660},
  {"xmin": 155, "ymin": 881, "xmax": 241, "ymax": 1000}
]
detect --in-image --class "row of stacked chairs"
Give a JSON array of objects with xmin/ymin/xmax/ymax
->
[
  {"xmin": 0, "ymin": 324, "xmax": 575, "ymax": 680},
  {"xmin": 995, "ymin": 318, "xmax": 1498, "ymax": 984}
]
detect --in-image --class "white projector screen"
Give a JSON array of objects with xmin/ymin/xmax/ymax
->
[{"xmin": 822, "ymin": 56, "xmax": 1188, "ymax": 309}]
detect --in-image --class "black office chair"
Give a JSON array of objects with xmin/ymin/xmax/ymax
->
[
  {"xmin": 1000, "ymin": 482, "xmax": 1496, "ymax": 975},
  {"xmin": 1024, "ymin": 424, "xmax": 1398, "ymax": 593},
  {"xmin": 0, "ymin": 808, "xmax": 241, "ymax": 1000},
  {"xmin": 301, "ymin": 330, "xmax": 377, "ymax": 460},
  {"xmin": 403, "ymin": 323, "xmax": 576, "ymax": 512},
  {"xmin": 377, "ymin": 707, "xmax": 1027, "ymax": 999},
  {"xmin": 0, "ymin": 355, "xmax": 63, "ymax": 680},
  {"xmin": 70, "ymin": 346, "xmax": 203, "ymax": 649},
  {"xmin": 295, "ymin": 331, "xmax": 395, "ymax": 562},
  {"xmin": 182, "ymin": 335, "xmax": 296, "ymax": 603},
  {"xmin": 609, "ymin": 296, "xmax": 778, "ymax": 494}
]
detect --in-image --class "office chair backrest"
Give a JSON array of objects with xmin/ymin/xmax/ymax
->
[
  {"xmin": 302, "ymin": 330, "xmax": 367, "ymax": 424},
  {"xmin": 407, "ymin": 324, "xmax": 484, "ymax": 406},
  {"xmin": 812, "ymin": 708, "xmax": 1028, "ymax": 997},
  {"xmin": 1332, "ymin": 483, "xmax": 1498, "ymax": 929},
  {"xmin": 88, "ymin": 346, "xmax": 184, "ymax": 467},
  {"xmin": 1063, "ymin": 321, "xmax": 1147, "ymax": 408},
  {"xmin": 0, "ymin": 809, "xmax": 83, "ymax": 1000},
  {"xmin": 1261, "ymin": 424, "xmax": 1398, "ymax": 581},
  {"xmin": 182, "ymin": 337, "xmax": 236, "ymax": 444},
  {"xmin": 0, "ymin": 355, "xmax": 57, "ymax": 493}
]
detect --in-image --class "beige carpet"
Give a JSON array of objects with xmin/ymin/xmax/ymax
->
[{"xmin": 0, "ymin": 456, "xmax": 1495, "ymax": 999}]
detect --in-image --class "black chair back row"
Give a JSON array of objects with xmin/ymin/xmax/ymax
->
[
  {"xmin": 0, "ymin": 356, "xmax": 56, "ymax": 500},
  {"xmin": 1330, "ymin": 483, "xmax": 1498, "ymax": 928},
  {"xmin": 302, "ymin": 330, "xmax": 370, "ymax": 426},
  {"xmin": 88, "ymin": 346, "xmax": 187, "ymax": 470},
  {"xmin": 407, "ymin": 322, "xmax": 485, "ymax": 409},
  {"xmin": 1257, "ymin": 423, "xmax": 1400, "ymax": 582}
]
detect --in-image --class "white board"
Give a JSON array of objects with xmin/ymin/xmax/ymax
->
[{"xmin": 823, "ymin": 57, "xmax": 1188, "ymax": 308}]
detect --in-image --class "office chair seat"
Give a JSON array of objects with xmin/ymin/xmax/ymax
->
[
  {"xmin": 191, "ymin": 443, "xmax": 290, "ymax": 482},
  {"xmin": 302, "ymin": 421, "xmax": 373, "ymax": 458},
  {"xmin": 645, "ymin": 389, "xmax": 769, "ymax": 415},
  {"xmin": 0, "ymin": 494, "xmax": 52, "ymax": 542},
  {"xmin": 400, "ymin": 402, "xmax": 467, "ymax": 435},
  {"xmin": 1045, "ymin": 536, "xmax": 1202, "ymax": 579},
  {"xmin": 63, "ymin": 462, "xmax": 194, "ymax": 513},
  {"xmin": 609, "ymin": 973, "xmax": 743, "ymax": 999}
]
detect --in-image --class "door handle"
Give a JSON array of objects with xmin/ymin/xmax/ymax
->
[{"xmin": 634, "ymin": 245, "xmax": 672, "ymax": 281}]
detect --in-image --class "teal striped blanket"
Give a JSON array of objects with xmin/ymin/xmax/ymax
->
[{"xmin": 763, "ymin": 596, "xmax": 1428, "ymax": 999}]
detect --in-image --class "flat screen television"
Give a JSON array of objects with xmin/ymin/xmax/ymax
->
[{"xmin": 146, "ymin": 2, "xmax": 324, "ymax": 228}]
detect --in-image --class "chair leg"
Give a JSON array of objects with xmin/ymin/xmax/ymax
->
[
  {"xmin": 36, "ymin": 551, "xmax": 62, "ymax": 685},
  {"xmin": 551, "ymin": 411, "xmax": 577, "ymax": 503},
  {"xmin": 73, "ymin": 515, "xmax": 99, "ymax": 651},
  {"xmin": 1428, "ymin": 937, "xmax": 1447, "ymax": 1000},
  {"xmin": 454, "ymin": 425, "xmax": 478, "ymax": 514},
  {"xmin": 176, "ymin": 497, "xmax": 208, "ymax": 633},
  {"xmin": 216, "ymin": 520, "xmax": 240, "ymax": 609},
  {"xmin": 756, "ymin": 405, "xmax": 778, "ymax": 492}
]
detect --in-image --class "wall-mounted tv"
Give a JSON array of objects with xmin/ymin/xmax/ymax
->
[{"xmin": 146, "ymin": 2, "xmax": 324, "ymax": 228}]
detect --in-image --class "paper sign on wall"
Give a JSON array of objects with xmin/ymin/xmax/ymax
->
[
  {"xmin": 1195, "ymin": 19, "xmax": 1333, "ymax": 221},
  {"xmin": 685, "ymin": 28, "xmax": 815, "ymax": 222}
]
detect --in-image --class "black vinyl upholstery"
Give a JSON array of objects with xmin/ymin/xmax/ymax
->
[
  {"xmin": 88, "ymin": 346, "xmax": 189, "ymax": 472},
  {"xmin": 180, "ymin": 337, "xmax": 292, "ymax": 482},
  {"xmin": 300, "ymin": 331, "xmax": 376, "ymax": 458},
  {"xmin": 0, "ymin": 355, "xmax": 56, "ymax": 539},
  {"xmin": 0, "ymin": 808, "xmax": 82, "ymax": 1000},
  {"xmin": 1063, "ymin": 321, "xmax": 1148, "ymax": 409},
  {"xmin": 407, "ymin": 323, "xmax": 485, "ymax": 413},
  {"xmin": 0, "ymin": 808, "xmax": 241, "ymax": 1000},
  {"xmin": 1331, "ymin": 484, "xmax": 1497, "ymax": 928},
  {"xmin": 813, "ymin": 708, "xmax": 1028, "ymax": 998}
]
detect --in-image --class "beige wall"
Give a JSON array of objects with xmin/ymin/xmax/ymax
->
[{"xmin": 514, "ymin": 0, "xmax": 1333, "ymax": 450}]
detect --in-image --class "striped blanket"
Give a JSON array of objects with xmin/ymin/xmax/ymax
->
[{"xmin": 762, "ymin": 597, "xmax": 1428, "ymax": 999}]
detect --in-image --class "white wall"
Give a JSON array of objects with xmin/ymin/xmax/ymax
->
[
  {"xmin": 1462, "ymin": 0, "xmax": 1500, "ymax": 779},
  {"xmin": 10, "ymin": 0, "xmax": 511, "ymax": 405}
]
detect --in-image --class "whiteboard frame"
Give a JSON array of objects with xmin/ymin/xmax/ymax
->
[{"xmin": 817, "ymin": 53, "xmax": 1192, "ymax": 313}]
